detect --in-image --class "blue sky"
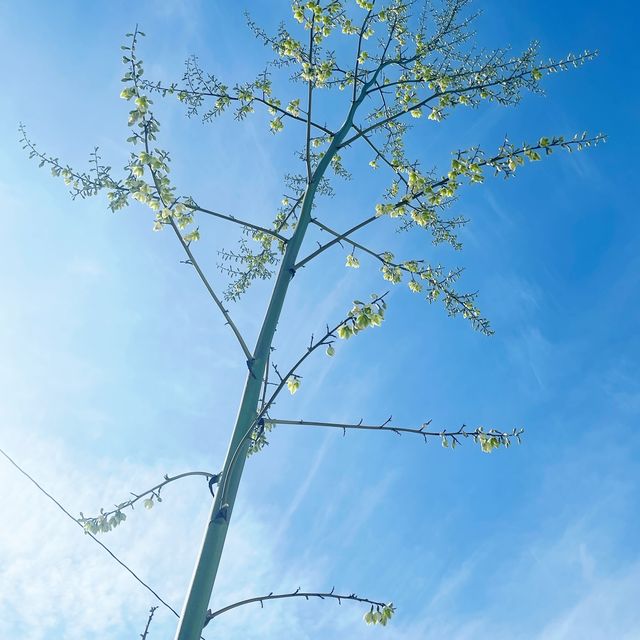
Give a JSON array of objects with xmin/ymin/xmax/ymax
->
[{"xmin": 1, "ymin": 1, "xmax": 639, "ymax": 638}]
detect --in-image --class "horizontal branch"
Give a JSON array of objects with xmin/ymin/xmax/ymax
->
[
  {"xmin": 217, "ymin": 259, "xmax": 389, "ymax": 505},
  {"xmin": 254, "ymin": 95, "xmax": 334, "ymax": 136},
  {"xmin": 205, "ymin": 587, "xmax": 391, "ymax": 626},
  {"xmin": 266, "ymin": 418, "xmax": 524, "ymax": 452}
]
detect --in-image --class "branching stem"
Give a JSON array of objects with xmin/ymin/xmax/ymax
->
[
  {"xmin": 140, "ymin": 606, "xmax": 159, "ymax": 640},
  {"xmin": 186, "ymin": 202, "xmax": 288, "ymax": 242},
  {"xmin": 78, "ymin": 470, "xmax": 215, "ymax": 526},
  {"xmin": 296, "ymin": 134, "xmax": 604, "ymax": 270},
  {"xmin": 342, "ymin": 52, "xmax": 597, "ymax": 147},
  {"xmin": 305, "ymin": 16, "xmax": 315, "ymax": 182},
  {"xmin": 266, "ymin": 418, "xmax": 523, "ymax": 448},
  {"xmin": 142, "ymin": 79, "xmax": 335, "ymax": 137},
  {"xmin": 205, "ymin": 588, "xmax": 388, "ymax": 625},
  {"xmin": 352, "ymin": 6, "xmax": 374, "ymax": 103},
  {"xmin": 169, "ymin": 218, "xmax": 253, "ymax": 362},
  {"xmin": 0, "ymin": 443, "xmax": 182, "ymax": 618},
  {"xmin": 295, "ymin": 215, "xmax": 376, "ymax": 270},
  {"xmin": 257, "ymin": 293, "xmax": 387, "ymax": 421},
  {"xmin": 132, "ymin": 58, "xmax": 254, "ymax": 362}
]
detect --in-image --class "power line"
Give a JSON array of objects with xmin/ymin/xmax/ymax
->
[{"xmin": 0, "ymin": 445, "xmax": 181, "ymax": 618}]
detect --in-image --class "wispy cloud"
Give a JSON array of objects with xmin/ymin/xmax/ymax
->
[
  {"xmin": 535, "ymin": 559, "xmax": 640, "ymax": 640},
  {"xmin": 272, "ymin": 432, "xmax": 333, "ymax": 546},
  {"xmin": 0, "ymin": 427, "xmax": 348, "ymax": 640}
]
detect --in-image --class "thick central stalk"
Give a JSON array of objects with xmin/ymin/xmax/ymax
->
[{"xmin": 173, "ymin": 110, "xmax": 362, "ymax": 638}]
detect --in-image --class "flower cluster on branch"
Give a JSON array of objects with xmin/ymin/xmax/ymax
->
[{"xmin": 77, "ymin": 471, "xmax": 214, "ymax": 535}]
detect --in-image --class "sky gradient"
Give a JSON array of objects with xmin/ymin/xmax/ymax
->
[{"xmin": 1, "ymin": 1, "xmax": 639, "ymax": 638}]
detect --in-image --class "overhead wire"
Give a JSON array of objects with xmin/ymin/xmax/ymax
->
[{"xmin": 0, "ymin": 445, "xmax": 182, "ymax": 618}]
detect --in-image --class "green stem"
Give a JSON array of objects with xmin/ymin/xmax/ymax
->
[
  {"xmin": 205, "ymin": 588, "xmax": 387, "ymax": 624},
  {"xmin": 173, "ymin": 64, "xmax": 384, "ymax": 640}
]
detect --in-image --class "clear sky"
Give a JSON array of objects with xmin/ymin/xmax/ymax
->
[{"xmin": 1, "ymin": 1, "xmax": 638, "ymax": 639}]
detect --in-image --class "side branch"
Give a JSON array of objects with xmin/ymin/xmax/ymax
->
[
  {"xmin": 266, "ymin": 418, "xmax": 524, "ymax": 453},
  {"xmin": 77, "ymin": 470, "xmax": 217, "ymax": 534},
  {"xmin": 340, "ymin": 51, "xmax": 598, "ymax": 148},
  {"xmin": 145, "ymin": 164, "xmax": 253, "ymax": 363},
  {"xmin": 258, "ymin": 294, "xmax": 388, "ymax": 420},
  {"xmin": 132, "ymin": 31, "xmax": 257, "ymax": 364},
  {"xmin": 186, "ymin": 201, "xmax": 288, "ymax": 243},
  {"xmin": 204, "ymin": 588, "xmax": 392, "ymax": 627},
  {"xmin": 305, "ymin": 15, "xmax": 316, "ymax": 182},
  {"xmin": 310, "ymin": 217, "xmax": 382, "ymax": 263},
  {"xmin": 20, "ymin": 124, "xmax": 280, "ymax": 243},
  {"xmin": 298, "ymin": 133, "xmax": 606, "ymax": 271},
  {"xmin": 300, "ymin": 218, "xmax": 488, "ymax": 329},
  {"xmin": 351, "ymin": 6, "xmax": 375, "ymax": 103},
  {"xmin": 140, "ymin": 77, "xmax": 335, "ymax": 137},
  {"xmin": 220, "ymin": 294, "xmax": 387, "ymax": 497},
  {"xmin": 170, "ymin": 219, "xmax": 253, "ymax": 362},
  {"xmin": 295, "ymin": 215, "xmax": 376, "ymax": 270},
  {"xmin": 140, "ymin": 606, "xmax": 159, "ymax": 640},
  {"xmin": 0, "ymin": 444, "xmax": 182, "ymax": 618}
]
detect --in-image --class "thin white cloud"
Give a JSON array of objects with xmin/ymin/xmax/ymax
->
[
  {"xmin": 535, "ymin": 560, "xmax": 640, "ymax": 640},
  {"xmin": 66, "ymin": 257, "xmax": 108, "ymax": 279},
  {"xmin": 0, "ymin": 426, "xmax": 349, "ymax": 640},
  {"xmin": 272, "ymin": 432, "xmax": 333, "ymax": 546}
]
